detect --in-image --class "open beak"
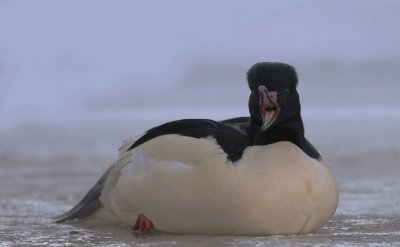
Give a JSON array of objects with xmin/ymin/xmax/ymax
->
[{"xmin": 258, "ymin": 85, "xmax": 281, "ymax": 131}]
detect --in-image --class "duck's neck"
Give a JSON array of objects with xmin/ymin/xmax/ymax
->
[{"xmin": 249, "ymin": 114, "xmax": 305, "ymax": 147}]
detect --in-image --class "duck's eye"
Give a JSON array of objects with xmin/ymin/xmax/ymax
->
[{"xmin": 284, "ymin": 89, "xmax": 290, "ymax": 96}]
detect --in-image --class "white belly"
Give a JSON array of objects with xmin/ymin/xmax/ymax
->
[{"xmin": 101, "ymin": 135, "xmax": 339, "ymax": 235}]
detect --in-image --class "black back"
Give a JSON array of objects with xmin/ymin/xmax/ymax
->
[{"xmin": 128, "ymin": 119, "xmax": 249, "ymax": 162}]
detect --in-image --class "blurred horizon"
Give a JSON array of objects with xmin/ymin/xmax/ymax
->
[{"xmin": 1, "ymin": 0, "xmax": 399, "ymax": 151}]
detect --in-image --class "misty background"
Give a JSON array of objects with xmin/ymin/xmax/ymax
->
[{"xmin": 1, "ymin": 0, "xmax": 399, "ymax": 159}]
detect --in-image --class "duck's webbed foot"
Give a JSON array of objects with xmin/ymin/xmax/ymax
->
[{"xmin": 132, "ymin": 214, "xmax": 154, "ymax": 232}]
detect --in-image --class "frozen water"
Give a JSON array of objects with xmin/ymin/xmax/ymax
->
[{"xmin": 1, "ymin": 112, "xmax": 400, "ymax": 246}]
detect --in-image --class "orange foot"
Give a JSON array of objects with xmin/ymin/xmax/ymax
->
[{"xmin": 132, "ymin": 214, "xmax": 154, "ymax": 232}]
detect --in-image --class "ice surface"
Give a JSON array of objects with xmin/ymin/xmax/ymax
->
[{"xmin": 1, "ymin": 114, "xmax": 400, "ymax": 246}]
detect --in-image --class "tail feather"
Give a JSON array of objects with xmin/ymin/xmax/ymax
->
[
  {"xmin": 54, "ymin": 136, "xmax": 141, "ymax": 223},
  {"xmin": 54, "ymin": 166, "xmax": 111, "ymax": 223}
]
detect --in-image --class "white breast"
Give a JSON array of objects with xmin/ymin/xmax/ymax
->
[{"xmin": 100, "ymin": 135, "xmax": 339, "ymax": 235}]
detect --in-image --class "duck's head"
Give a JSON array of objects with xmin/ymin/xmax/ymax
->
[{"xmin": 247, "ymin": 62, "xmax": 300, "ymax": 131}]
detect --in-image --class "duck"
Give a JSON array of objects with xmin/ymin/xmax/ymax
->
[{"xmin": 55, "ymin": 62, "xmax": 339, "ymax": 236}]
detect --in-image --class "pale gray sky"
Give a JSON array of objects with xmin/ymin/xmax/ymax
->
[{"xmin": 1, "ymin": 0, "xmax": 399, "ymax": 128}]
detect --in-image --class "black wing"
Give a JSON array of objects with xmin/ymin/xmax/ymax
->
[
  {"xmin": 128, "ymin": 119, "xmax": 249, "ymax": 162},
  {"xmin": 219, "ymin": 116, "xmax": 251, "ymax": 134}
]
